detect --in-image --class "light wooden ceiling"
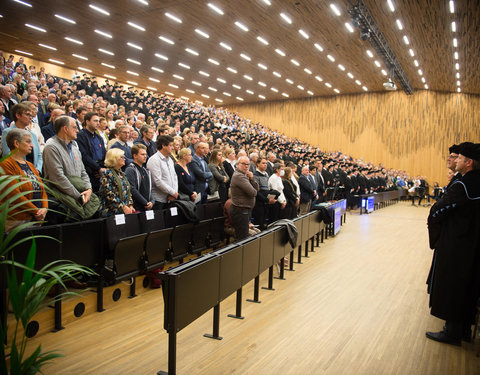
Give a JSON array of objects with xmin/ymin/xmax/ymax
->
[{"xmin": 1, "ymin": 0, "xmax": 478, "ymax": 105}]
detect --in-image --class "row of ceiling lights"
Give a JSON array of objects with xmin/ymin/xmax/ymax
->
[
  {"xmin": 449, "ymin": 0, "xmax": 462, "ymax": 92},
  {"xmin": 386, "ymin": 0, "xmax": 429, "ymax": 90}
]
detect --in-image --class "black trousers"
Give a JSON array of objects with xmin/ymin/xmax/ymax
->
[{"xmin": 230, "ymin": 206, "xmax": 251, "ymax": 241}]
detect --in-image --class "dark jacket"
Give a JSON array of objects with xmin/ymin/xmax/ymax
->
[
  {"xmin": 76, "ymin": 128, "xmax": 106, "ymax": 177},
  {"xmin": 125, "ymin": 162, "xmax": 152, "ymax": 211},
  {"xmin": 298, "ymin": 174, "xmax": 315, "ymax": 203},
  {"xmin": 188, "ymin": 154, "xmax": 213, "ymax": 196},
  {"xmin": 111, "ymin": 141, "xmax": 133, "ymax": 168}
]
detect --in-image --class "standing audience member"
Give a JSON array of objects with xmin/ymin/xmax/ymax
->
[
  {"xmin": 98, "ymin": 148, "xmax": 134, "ymax": 217},
  {"xmin": 0, "ymin": 128, "xmax": 47, "ymax": 231},
  {"xmin": 230, "ymin": 156, "xmax": 259, "ymax": 241},
  {"xmin": 426, "ymin": 142, "xmax": 480, "ymax": 346},
  {"xmin": 146, "ymin": 135, "xmax": 178, "ymax": 208},
  {"xmin": 268, "ymin": 163, "xmax": 286, "ymax": 223},
  {"xmin": 298, "ymin": 165, "xmax": 316, "ymax": 215},
  {"xmin": 252, "ymin": 157, "xmax": 275, "ymax": 229},
  {"xmin": 281, "ymin": 167, "xmax": 299, "ymax": 219},
  {"xmin": 111, "ymin": 125, "xmax": 133, "ymax": 168},
  {"xmin": 76, "ymin": 112, "xmax": 106, "ymax": 192},
  {"xmin": 134, "ymin": 125, "xmax": 156, "ymax": 158},
  {"xmin": 189, "ymin": 141, "xmax": 213, "ymax": 204},
  {"xmin": 175, "ymin": 147, "xmax": 198, "ymax": 202},
  {"xmin": 125, "ymin": 144, "xmax": 154, "ymax": 211},
  {"xmin": 208, "ymin": 148, "xmax": 229, "ymax": 204}
]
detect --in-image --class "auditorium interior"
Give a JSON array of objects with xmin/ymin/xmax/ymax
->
[{"xmin": 1, "ymin": 0, "xmax": 479, "ymax": 374}]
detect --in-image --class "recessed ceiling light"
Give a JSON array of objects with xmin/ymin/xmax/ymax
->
[
  {"xmin": 94, "ymin": 29, "xmax": 113, "ymax": 38},
  {"xmin": 149, "ymin": 77, "xmax": 160, "ymax": 83},
  {"xmin": 257, "ymin": 36, "xmax": 269, "ymax": 45},
  {"xmin": 201, "ymin": 94, "xmax": 210, "ymax": 98},
  {"xmin": 165, "ymin": 12, "xmax": 182, "ymax": 23},
  {"xmin": 304, "ymin": 68, "xmax": 312, "ymax": 74},
  {"xmin": 291, "ymin": 59, "xmax": 300, "ymax": 66},
  {"xmin": 208, "ymin": 3, "xmax": 224, "ymax": 15},
  {"xmin": 127, "ymin": 21, "xmax": 146, "ymax": 31},
  {"xmin": 48, "ymin": 58, "xmax": 64, "ymax": 65},
  {"xmin": 355, "ymin": 80, "xmax": 361, "ymax": 85},
  {"xmin": 246, "ymin": 90, "xmax": 254, "ymax": 95},
  {"xmin": 409, "ymin": 49, "xmax": 415, "ymax": 56},
  {"xmin": 258, "ymin": 63, "xmax": 268, "ymax": 70},
  {"xmin": 315, "ymin": 75, "xmax": 323, "ymax": 82},
  {"xmin": 173, "ymin": 74, "xmax": 184, "ymax": 80},
  {"xmin": 54, "ymin": 14, "xmax": 76, "ymax": 24},
  {"xmin": 307, "ymin": 91, "xmax": 314, "ymax": 95},
  {"xmin": 334, "ymin": 89, "xmax": 340, "ymax": 94},
  {"xmin": 208, "ymin": 87, "xmax": 218, "ymax": 92},
  {"xmin": 215, "ymin": 98, "xmax": 223, "ymax": 103},
  {"xmin": 168, "ymin": 83, "xmax": 179, "ymax": 88},
  {"xmin": 456, "ymin": 72, "xmax": 460, "ymax": 79},
  {"xmin": 240, "ymin": 53, "xmax": 251, "ymax": 61},
  {"xmin": 127, "ymin": 81, "xmax": 138, "ymax": 86},
  {"xmin": 219, "ymin": 42, "xmax": 232, "ymax": 51},
  {"xmin": 195, "ymin": 28, "xmax": 210, "ymax": 38},
  {"xmin": 65, "ymin": 36, "xmax": 83, "ymax": 45},
  {"xmin": 347, "ymin": 72, "xmax": 354, "ymax": 79},
  {"xmin": 137, "ymin": 0, "xmax": 149, "ymax": 5},
  {"xmin": 273, "ymin": 71, "xmax": 281, "ymax": 77},
  {"xmin": 15, "ymin": 49, "xmax": 33, "ymax": 56},
  {"xmin": 362, "ymin": 86, "xmax": 368, "ymax": 91},
  {"xmin": 345, "ymin": 23, "xmax": 354, "ymax": 33},
  {"xmin": 159, "ymin": 36, "xmax": 174, "ymax": 45},
  {"xmin": 457, "ymin": 87, "xmax": 461, "ymax": 92},
  {"xmin": 338, "ymin": 64, "xmax": 345, "ymax": 71},
  {"xmin": 387, "ymin": 0, "xmax": 395, "ymax": 12},
  {"xmin": 417, "ymin": 69, "xmax": 423, "ymax": 76},
  {"xmin": 25, "ymin": 24, "xmax": 46, "ymax": 32},
  {"xmin": 127, "ymin": 42, "xmax": 143, "ymax": 50},
  {"xmin": 449, "ymin": 0, "xmax": 454, "ymax": 13},
  {"xmin": 178, "ymin": 62, "xmax": 191, "ymax": 69},
  {"xmin": 147, "ymin": 87, "xmax": 158, "ymax": 91},
  {"xmin": 455, "ymin": 63, "xmax": 459, "ymax": 70},
  {"xmin": 217, "ymin": 78, "xmax": 226, "ymax": 83},
  {"xmin": 327, "ymin": 55, "xmax": 335, "ymax": 62},
  {"xmin": 280, "ymin": 13, "xmax": 292, "ymax": 24},
  {"xmin": 78, "ymin": 67, "xmax": 92, "ymax": 73},
  {"xmin": 186, "ymin": 89, "xmax": 196, "ymax": 93},
  {"xmin": 413, "ymin": 60, "xmax": 419, "ymax": 67},
  {"xmin": 454, "ymin": 51, "xmax": 459, "ymax": 59},
  {"xmin": 89, "ymin": 4, "xmax": 110, "ymax": 16},
  {"xmin": 451, "ymin": 21, "xmax": 456, "ymax": 32},
  {"xmin": 314, "ymin": 43, "xmax": 324, "ymax": 52},
  {"xmin": 235, "ymin": 21, "xmax": 249, "ymax": 32},
  {"xmin": 258, "ymin": 81, "xmax": 267, "ymax": 87},
  {"xmin": 233, "ymin": 84, "xmax": 241, "ymax": 89},
  {"xmin": 286, "ymin": 78, "xmax": 294, "ymax": 84},
  {"xmin": 258, "ymin": 94, "xmax": 266, "ymax": 99},
  {"xmin": 244, "ymin": 75, "xmax": 253, "ymax": 80},
  {"xmin": 192, "ymin": 81, "xmax": 202, "ymax": 86},
  {"xmin": 299, "ymin": 29, "xmax": 309, "ymax": 39},
  {"xmin": 104, "ymin": 74, "xmax": 116, "ymax": 79},
  {"xmin": 424, "ymin": 84, "xmax": 429, "ymax": 90},
  {"xmin": 151, "ymin": 66, "xmax": 164, "ymax": 73},
  {"xmin": 72, "ymin": 53, "xmax": 88, "ymax": 60},
  {"xmin": 98, "ymin": 48, "xmax": 114, "ymax": 55},
  {"xmin": 366, "ymin": 50, "xmax": 374, "ymax": 58},
  {"xmin": 227, "ymin": 67, "xmax": 238, "ymax": 73},
  {"xmin": 127, "ymin": 70, "xmax": 139, "ymax": 76},
  {"xmin": 275, "ymin": 49, "xmax": 286, "ymax": 56},
  {"xmin": 396, "ymin": 19, "xmax": 403, "ymax": 30},
  {"xmin": 236, "ymin": 97, "xmax": 244, "ymax": 101},
  {"xmin": 101, "ymin": 62, "xmax": 115, "ymax": 68},
  {"xmin": 165, "ymin": 91, "xmax": 174, "ymax": 96},
  {"xmin": 13, "ymin": 0, "xmax": 32, "ymax": 7},
  {"xmin": 181, "ymin": 96, "xmax": 190, "ymax": 101},
  {"xmin": 453, "ymin": 38, "xmax": 458, "ymax": 47},
  {"xmin": 297, "ymin": 85, "xmax": 304, "ymax": 90},
  {"xmin": 282, "ymin": 93, "xmax": 289, "ymax": 97},
  {"xmin": 185, "ymin": 48, "xmax": 199, "ymax": 56},
  {"xmin": 39, "ymin": 43, "xmax": 56, "ymax": 50},
  {"xmin": 223, "ymin": 92, "xmax": 231, "ymax": 96},
  {"xmin": 403, "ymin": 35, "xmax": 409, "ymax": 45},
  {"xmin": 208, "ymin": 58, "xmax": 220, "ymax": 65},
  {"xmin": 155, "ymin": 53, "xmax": 168, "ymax": 60},
  {"xmin": 421, "ymin": 77, "xmax": 426, "ymax": 83},
  {"xmin": 374, "ymin": 60, "xmax": 381, "ymax": 67},
  {"xmin": 271, "ymin": 87, "xmax": 278, "ymax": 92},
  {"xmin": 381, "ymin": 69, "xmax": 387, "ymax": 76},
  {"xmin": 330, "ymin": 4, "xmax": 341, "ymax": 16},
  {"xmin": 199, "ymin": 71, "xmax": 210, "ymax": 77}
]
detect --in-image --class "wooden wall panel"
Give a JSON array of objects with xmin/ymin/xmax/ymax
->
[{"xmin": 229, "ymin": 91, "xmax": 480, "ymax": 186}]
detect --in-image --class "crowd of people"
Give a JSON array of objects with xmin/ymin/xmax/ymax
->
[{"xmin": 1, "ymin": 53, "xmax": 425, "ymax": 236}]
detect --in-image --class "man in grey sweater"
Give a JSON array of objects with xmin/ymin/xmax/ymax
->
[
  {"xmin": 230, "ymin": 156, "xmax": 259, "ymax": 241},
  {"xmin": 43, "ymin": 116, "xmax": 92, "ymax": 205}
]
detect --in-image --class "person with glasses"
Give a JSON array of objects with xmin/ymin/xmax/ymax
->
[
  {"xmin": 1, "ymin": 103, "xmax": 42, "ymax": 172},
  {"xmin": 98, "ymin": 148, "xmax": 134, "ymax": 217}
]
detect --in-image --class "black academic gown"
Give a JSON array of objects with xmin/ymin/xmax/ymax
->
[{"xmin": 426, "ymin": 169, "xmax": 480, "ymax": 324}]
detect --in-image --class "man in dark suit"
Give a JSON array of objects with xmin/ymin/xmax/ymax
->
[
  {"xmin": 76, "ymin": 112, "xmax": 106, "ymax": 192},
  {"xmin": 299, "ymin": 165, "xmax": 316, "ymax": 215},
  {"xmin": 188, "ymin": 141, "xmax": 213, "ymax": 204},
  {"xmin": 314, "ymin": 160, "xmax": 326, "ymax": 202}
]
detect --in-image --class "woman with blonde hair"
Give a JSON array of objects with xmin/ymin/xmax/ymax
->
[
  {"xmin": 174, "ymin": 147, "xmax": 197, "ymax": 202},
  {"xmin": 98, "ymin": 148, "xmax": 134, "ymax": 217}
]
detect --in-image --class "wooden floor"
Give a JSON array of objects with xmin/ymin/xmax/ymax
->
[{"xmin": 30, "ymin": 202, "xmax": 480, "ymax": 375}]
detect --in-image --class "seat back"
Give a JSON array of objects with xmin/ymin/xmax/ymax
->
[
  {"xmin": 170, "ymin": 223, "xmax": 194, "ymax": 261},
  {"xmin": 61, "ymin": 218, "xmax": 104, "ymax": 267},
  {"xmin": 144, "ymin": 228, "xmax": 172, "ymax": 269}
]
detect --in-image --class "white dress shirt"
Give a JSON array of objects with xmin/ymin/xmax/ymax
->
[{"xmin": 268, "ymin": 173, "xmax": 286, "ymax": 204}]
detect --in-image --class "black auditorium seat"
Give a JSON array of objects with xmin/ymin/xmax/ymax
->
[{"xmin": 170, "ymin": 223, "xmax": 194, "ymax": 261}]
